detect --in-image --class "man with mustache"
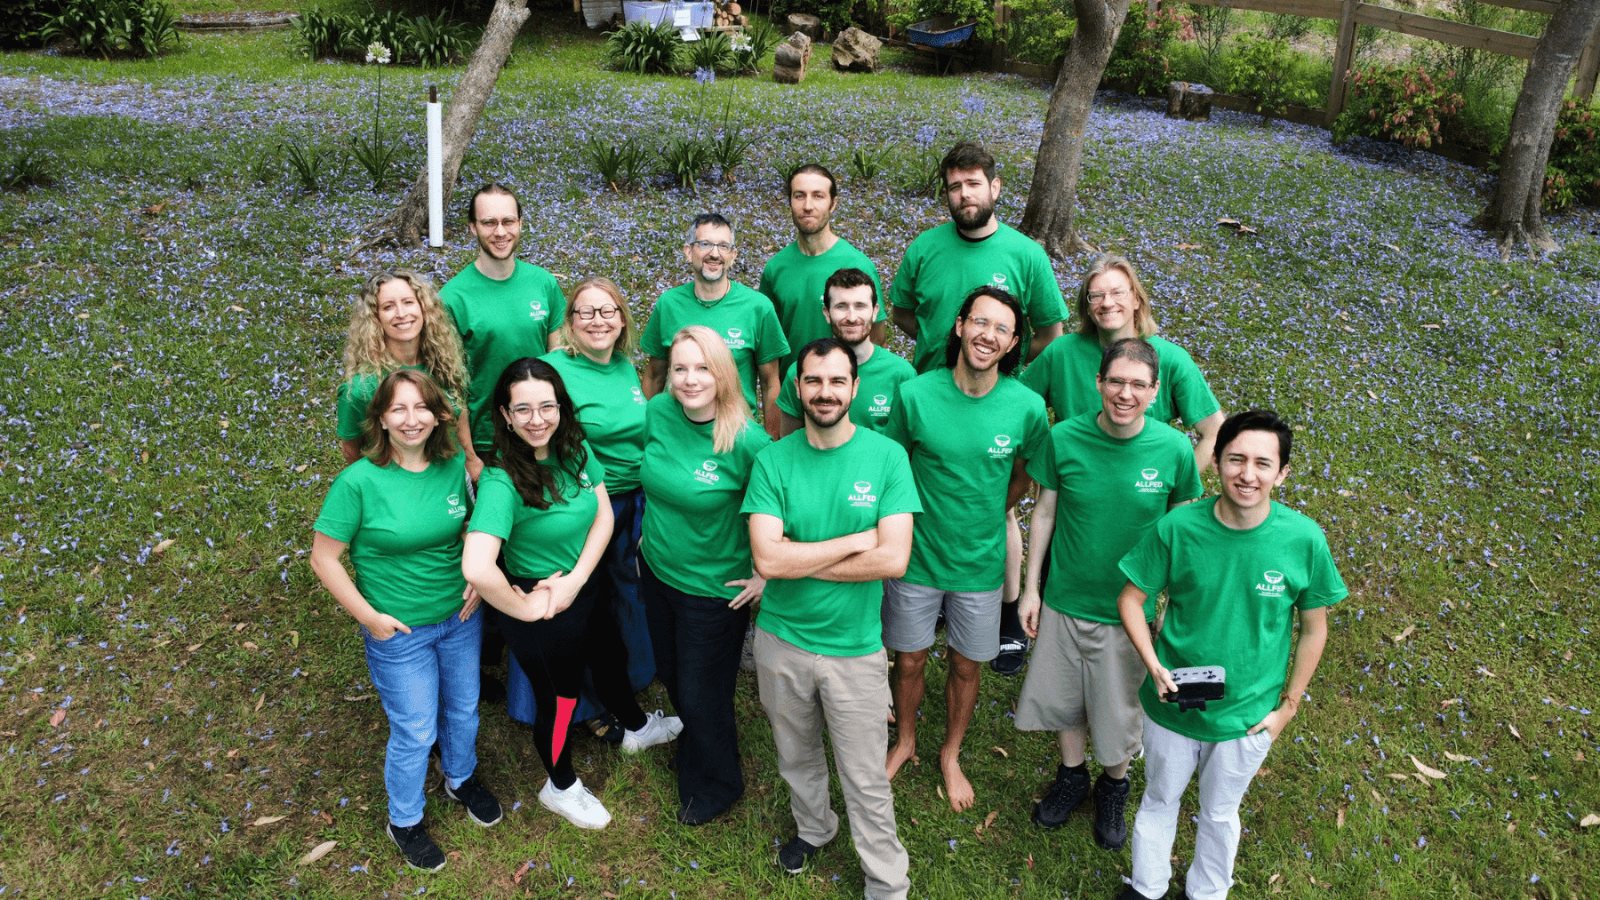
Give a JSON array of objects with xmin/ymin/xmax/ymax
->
[
  {"xmin": 642, "ymin": 212, "xmax": 789, "ymax": 440},
  {"xmin": 744, "ymin": 338, "xmax": 921, "ymax": 900}
]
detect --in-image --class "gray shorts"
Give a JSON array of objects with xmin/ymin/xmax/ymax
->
[
  {"xmin": 1014, "ymin": 606, "xmax": 1147, "ymax": 767},
  {"xmin": 882, "ymin": 578, "xmax": 1004, "ymax": 662}
]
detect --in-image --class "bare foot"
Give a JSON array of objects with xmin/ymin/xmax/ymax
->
[
  {"xmin": 940, "ymin": 748, "xmax": 974, "ymax": 812},
  {"xmin": 886, "ymin": 736, "xmax": 917, "ymax": 780}
]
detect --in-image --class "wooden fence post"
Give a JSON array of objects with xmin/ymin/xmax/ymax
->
[
  {"xmin": 993, "ymin": 0, "xmax": 1008, "ymax": 71},
  {"xmin": 1575, "ymin": 17, "xmax": 1600, "ymax": 102},
  {"xmin": 1325, "ymin": 0, "xmax": 1360, "ymax": 125}
]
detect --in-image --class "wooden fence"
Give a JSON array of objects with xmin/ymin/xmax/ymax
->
[{"xmin": 992, "ymin": 0, "xmax": 1600, "ymax": 120}]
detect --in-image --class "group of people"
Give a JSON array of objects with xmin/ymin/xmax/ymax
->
[{"xmin": 310, "ymin": 141, "xmax": 1347, "ymax": 900}]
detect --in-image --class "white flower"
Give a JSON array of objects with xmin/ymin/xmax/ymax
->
[
  {"xmin": 730, "ymin": 34, "xmax": 751, "ymax": 52},
  {"xmin": 365, "ymin": 42, "xmax": 391, "ymax": 65}
]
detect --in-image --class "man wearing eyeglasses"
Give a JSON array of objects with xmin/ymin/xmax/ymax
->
[
  {"xmin": 890, "ymin": 141, "xmax": 1070, "ymax": 678},
  {"xmin": 882, "ymin": 286, "xmax": 1049, "ymax": 813},
  {"xmin": 440, "ymin": 183, "xmax": 565, "ymax": 478},
  {"xmin": 641, "ymin": 213, "xmax": 790, "ymax": 440}
]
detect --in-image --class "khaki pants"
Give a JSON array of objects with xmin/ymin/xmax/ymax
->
[{"xmin": 755, "ymin": 627, "xmax": 910, "ymax": 900}]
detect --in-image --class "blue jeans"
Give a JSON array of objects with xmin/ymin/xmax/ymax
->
[
  {"xmin": 363, "ymin": 607, "xmax": 483, "ymax": 827},
  {"xmin": 640, "ymin": 555, "xmax": 748, "ymax": 818}
]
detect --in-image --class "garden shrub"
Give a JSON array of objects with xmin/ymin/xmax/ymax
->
[
  {"xmin": 1544, "ymin": 97, "xmax": 1600, "ymax": 210},
  {"xmin": 606, "ymin": 20, "xmax": 683, "ymax": 75},
  {"xmin": 1224, "ymin": 36, "xmax": 1318, "ymax": 119},
  {"xmin": 686, "ymin": 30, "xmax": 733, "ymax": 74},
  {"xmin": 403, "ymin": 11, "xmax": 475, "ymax": 67},
  {"xmin": 1421, "ymin": 0, "xmax": 1532, "ymax": 154},
  {"xmin": 1331, "ymin": 64, "xmax": 1463, "ymax": 150},
  {"xmin": 1, "ymin": 0, "xmax": 64, "ymax": 49},
  {"xmin": 890, "ymin": 0, "xmax": 996, "ymax": 43},
  {"xmin": 1000, "ymin": 0, "xmax": 1074, "ymax": 67},
  {"xmin": 769, "ymin": 0, "xmax": 880, "ymax": 37},
  {"xmin": 291, "ymin": 5, "xmax": 348, "ymax": 58},
  {"xmin": 41, "ymin": 0, "xmax": 178, "ymax": 59},
  {"xmin": 728, "ymin": 21, "xmax": 780, "ymax": 75},
  {"xmin": 1104, "ymin": 2, "xmax": 1189, "ymax": 96},
  {"xmin": 1187, "ymin": 1, "xmax": 1230, "ymax": 83}
]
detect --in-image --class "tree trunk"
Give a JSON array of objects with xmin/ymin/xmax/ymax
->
[
  {"xmin": 1018, "ymin": 0, "xmax": 1133, "ymax": 259},
  {"xmin": 354, "ymin": 0, "xmax": 532, "ymax": 251},
  {"xmin": 1473, "ymin": 0, "xmax": 1600, "ymax": 260}
]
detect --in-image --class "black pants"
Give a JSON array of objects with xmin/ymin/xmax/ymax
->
[
  {"xmin": 500, "ymin": 567, "xmax": 646, "ymax": 789},
  {"xmin": 640, "ymin": 555, "xmax": 748, "ymax": 818}
]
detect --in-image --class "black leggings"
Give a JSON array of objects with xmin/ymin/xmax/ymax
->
[{"xmin": 500, "ymin": 568, "xmax": 646, "ymax": 789}]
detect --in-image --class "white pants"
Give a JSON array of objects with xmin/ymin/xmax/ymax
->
[{"xmin": 1129, "ymin": 715, "xmax": 1274, "ymax": 900}]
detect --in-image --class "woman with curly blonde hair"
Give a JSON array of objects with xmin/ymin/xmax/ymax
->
[{"xmin": 338, "ymin": 269, "xmax": 477, "ymax": 472}]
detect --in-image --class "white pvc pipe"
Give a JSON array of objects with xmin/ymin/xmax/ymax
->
[{"xmin": 427, "ymin": 87, "xmax": 443, "ymax": 249}]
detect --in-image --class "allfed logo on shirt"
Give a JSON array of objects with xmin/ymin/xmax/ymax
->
[
  {"xmin": 446, "ymin": 493, "xmax": 467, "ymax": 520},
  {"xmin": 723, "ymin": 327, "xmax": 747, "ymax": 350},
  {"xmin": 869, "ymin": 394, "xmax": 891, "ymax": 416},
  {"xmin": 848, "ymin": 480, "xmax": 877, "ymax": 508},
  {"xmin": 991, "ymin": 273, "xmax": 1008, "ymax": 287},
  {"xmin": 529, "ymin": 300, "xmax": 547, "ymax": 320},
  {"xmin": 1255, "ymin": 569, "xmax": 1288, "ymax": 598},
  {"xmin": 1134, "ymin": 467, "xmax": 1165, "ymax": 494},
  {"xmin": 631, "ymin": 386, "xmax": 646, "ymax": 405},
  {"xmin": 694, "ymin": 459, "xmax": 721, "ymax": 485},
  {"xmin": 988, "ymin": 434, "xmax": 1013, "ymax": 458},
  {"xmin": 578, "ymin": 470, "xmax": 595, "ymax": 491}
]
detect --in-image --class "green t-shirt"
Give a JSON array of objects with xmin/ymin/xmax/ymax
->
[
  {"xmin": 888, "ymin": 222, "xmax": 1068, "ymax": 374},
  {"xmin": 1027, "ymin": 413, "xmax": 1202, "ymax": 623},
  {"xmin": 541, "ymin": 350, "xmax": 647, "ymax": 493},
  {"xmin": 469, "ymin": 447, "xmax": 607, "ymax": 581},
  {"xmin": 1119, "ymin": 498, "xmax": 1348, "ymax": 743},
  {"xmin": 335, "ymin": 364, "xmax": 463, "ymax": 442},
  {"xmin": 313, "ymin": 455, "xmax": 470, "ymax": 626},
  {"xmin": 775, "ymin": 345, "xmax": 917, "ymax": 433},
  {"xmin": 639, "ymin": 393, "xmax": 771, "ymax": 599},
  {"xmin": 885, "ymin": 369, "xmax": 1048, "ymax": 592},
  {"xmin": 441, "ymin": 260, "xmax": 566, "ymax": 451},
  {"xmin": 756, "ymin": 237, "xmax": 886, "ymax": 376},
  {"xmin": 1020, "ymin": 333, "xmax": 1221, "ymax": 427},
  {"xmin": 741, "ymin": 427, "xmax": 923, "ymax": 657},
  {"xmin": 639, "ymin": 282, "xmax": 790, "ymax": 412}
]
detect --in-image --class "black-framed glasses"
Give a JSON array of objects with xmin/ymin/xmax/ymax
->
[{"xmin": 574, "ymin": 305, "xmax": 621, "ymax": 321}]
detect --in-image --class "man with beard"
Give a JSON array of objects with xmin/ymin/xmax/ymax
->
[
  {"xmin": 440, "ymin": 183, "xmax": 565, "ymax": 476},
  {"xmin": 882, "ymin": 287, "xmax": 1049, "ymax": 812},
  {"xmin": 642, "ymin": 213, "xmax": 789, "ymax": 440},
  {"xmin": 758, "ymin": 164, "xmax": 887, "ymax": 377},
  {"xmin": 743, "ymin": 338, "xmax": 920, "ymax": 900},
  {"xmin": 775, "ymin": 268, "xmax": 915, "ymax": 438},
  {"xmin": 889, "ymin": 142, "xmax": 1069, "ymax": 677}
]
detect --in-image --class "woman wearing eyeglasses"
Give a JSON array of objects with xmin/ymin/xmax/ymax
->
[
  {"xmin": 336, "ymin": 269, "xmax": 474, "ymax": 470},
  {"xmin": 462, "ymin": 358, "xmax": 680, "ymax": 830},
  {"xmin": 501, "ymin": 278, "xmax": 657, "ymax": 744},
  {"xmin": 1021, "ymin": 254, "xmax": 1225, "ymax": 473}
]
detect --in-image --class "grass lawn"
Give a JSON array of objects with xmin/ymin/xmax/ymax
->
[{"xmin": 2, "ymin": 14, "xmax": 1598, "ymax": 900}]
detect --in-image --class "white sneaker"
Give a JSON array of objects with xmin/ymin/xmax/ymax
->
[
  {"xmin": 538, "ymin": 776, "xmax": 611, "ymax": 829},
  {"xmin": 621, "ymin": 709, "xmax": 684, "ymax": 754}
]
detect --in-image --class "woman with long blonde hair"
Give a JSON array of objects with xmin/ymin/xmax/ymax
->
[
  {"xmin": 338, "ymin": 268, "xmax": 477, "ymax": 473},
  {"xmin": 638, "ymin": 325, "xmax": 771, "ymax": 824}
]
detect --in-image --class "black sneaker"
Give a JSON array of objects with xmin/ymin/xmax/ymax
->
[
  {"xmin": 776, "ymin": 835, "xmax": 821, "ymax": 874},
  {"xmin": 386, "ymin": 820, "xmax": 446, "ymax": 872},
  {"xmin": 1114, "ymin": 885, "xmax": 1165, "ymax": 900},
  {"xmin": 443, "ymin": 773, "xmax": 504, "ymax": 827},
  {"xmin": 992, "ymin": 603, "xmax": 1029, "ymax": 676},
  {"xmin": 1033, "ymin": 763, "xmax": 1090, "ymax": 828},
  {"xmin": 1092, "ymin": 772, "xmax": 1132, "ymax": 850}
]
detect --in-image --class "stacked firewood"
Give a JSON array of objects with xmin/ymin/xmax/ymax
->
[{"xmin": 711, "ymin": 1, "xmax": 747, "ymax": 28}]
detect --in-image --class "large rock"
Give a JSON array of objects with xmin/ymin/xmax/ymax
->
[
  {"xmin": 831, "ymin": 26, "xmax": 880, "ymax": 73},
  {"xmin": 785, "ymin": 12, "xmax": 821, "ymax": 41},
  {"xmin": 774, "ymin": 33, "xmax": 810, "ymax": 83},
  {"xmin": 1165, "ymin": 81, "xmax": 1214, "ymax": 122}
]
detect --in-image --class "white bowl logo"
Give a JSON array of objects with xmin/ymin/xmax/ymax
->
[
  {"xmin": 994, "ymin": 435, "xmax": 1011, "ymax": 447},
  {"xmin": 530, "ymin": 301, "xmax": 543, "ymax": 312},
  {"xmin": 991, "ymin": 273, "xmax": 1007, "ymax": 285},
  {"xmin": 853, "ymin": 481, "xmax": 872, "ymax": 494},
  {"xmin": 702, "ymin": 460, "xmax": 719, "ymax": 472},
  {"xmin": 727, "ymin": 328, "xmax": 743, "ymax": 339},
  {"xmin": 1263, "ymin": 570, "xmax": 1284, "ymax": 585},
  {"xmin": 1141, "ymin": 468, "xmax": 1159, "ymax": 481},
  {"xmin": 447, "ymin": 494, "xmax": 460, "ymax": 506},
  {"xmin": 873, "ymin": 394, "xmax": 888, "ymax": 405}
]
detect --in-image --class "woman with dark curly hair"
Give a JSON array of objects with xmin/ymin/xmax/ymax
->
[
  {"xmin": 337, "ymin": 268, "xmax": 478, "ymax": 475},
  {"xmin": 462, "ymin": 358, "xmax": 681, "ymax": 830}
]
